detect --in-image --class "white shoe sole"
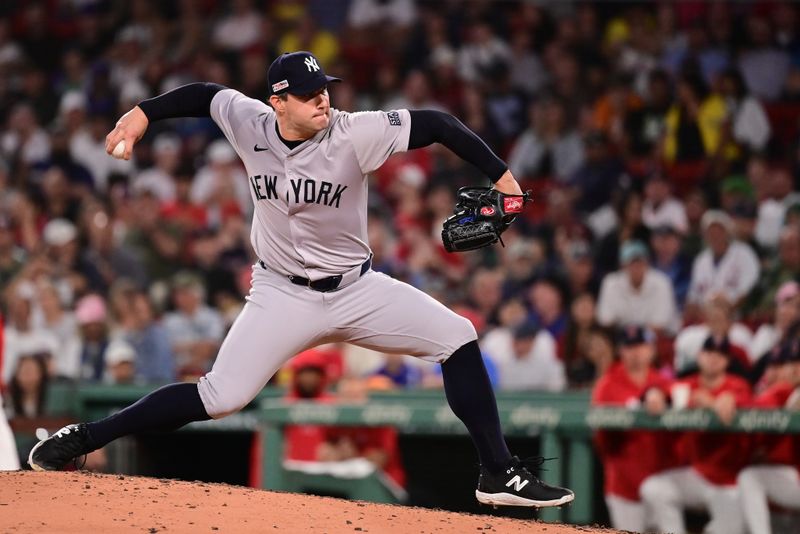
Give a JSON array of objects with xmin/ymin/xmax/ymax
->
[
  {"xmin": 475, "ymin": 489, "xmax": 575, "ymax": 508},
  {"xmin": 28, "ymin": 439, "xmax": 46, "ymax": 471}
]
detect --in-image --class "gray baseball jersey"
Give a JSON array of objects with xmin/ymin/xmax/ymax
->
[
  {"xmin": 197, "ymin": 89, "xmax": 477, "ymax": 418},
  {"xmin": 210, "ymin": 88, "xmax": 409, "ymax": 279}
]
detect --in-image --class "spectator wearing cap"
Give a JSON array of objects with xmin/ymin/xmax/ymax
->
[
  {"xmin": 506, "ymin": 96, "xmax": 585, "ymax": 183},
  {"xmin": 283, "ymin": 350, "xmax": 335, "ymax": 461},
  {"xmin": 372, "ymin": 353, "xmax": 423, "ymax": 389},
  {"xmin": 750, "ymin": 281, "xmax": 800, "ymax": 364},
  {"xmin": 738, "ymin": 340, "xmax": 800, "ymax": 534},
  {"xmin": 164, "ymin": 272, "xmax": 224, "ymax": 378},
  {"xmin": 132, "ymin": 133, "xmax": 181, "ymax": 201},
  {"xmin": 687, "ymin": 210, "xmax": 760, "ymax": 309},
  {"xmin": 748, "ymin": 225, "xmax": 800, "ymax": 320},
  {"xmin": 729, "ymin": 199, "xmax": 763, "ymax": 259},
  {"xmin": 104, "ymin": 339, "xmax": 138, "ymax": 385},
  {"xmin": 74, "ymin": 294, "xmax": 113, "ymax": 382},
  {"xmin": 591, "ymin": 325, "xmax": 677, "ymax": 533},
  {"xmin": 560, "ymin": 240, "xmax": 599, "ymax": 299},
  {"xmin": 484, "ymin": 320, "xmax": 565, "ymax": 392},
  {"xmin": 674, "ymin": 295, "xmax": 753, "ymax": 376},
  {"xmin": 596, "ymin": 240, "xmax": 677, "ymax": 333},
  {"xmin": 642, "ymin": 172, "xmax": 688, "ymax": 234},
  {"xmin": 650, "ymin": 223, "xmax": 691, "ymax": 309},
  {"xmin": 641, "ymin": 335, "xmax": 752, "ymax": 534}
]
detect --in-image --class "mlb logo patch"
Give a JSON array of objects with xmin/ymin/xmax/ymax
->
[
  {"xmin": 272, "ymin": 79, "xmax": 289, "ymax": 93},
  {"xmin": 387, "ymin": 111, "xmax": 402, "ymax": 126},
  {"xmin": 480, "ymin": 206, "xmax": 496, "ymax": 216},
  {"xmin": 503, "ymin": 197, "xmax": 523, "ymax": 213}
]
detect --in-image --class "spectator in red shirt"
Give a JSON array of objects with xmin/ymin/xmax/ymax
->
[
  {"xmin": 641, "ymin": 335, "xmax": 751, "ymax": 534},
  {"xmin": 738, "ymin": 340, "xmax": 800, "ymax": 534},
  {"xmin": 592, "ymin": 325, "xmax": 677, "ymax": 533},
  {"xmin": 283, "ymin": 350, "xmax": 334, "ymax": 461}
]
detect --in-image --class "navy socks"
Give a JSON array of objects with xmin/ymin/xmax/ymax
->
[
  {"xmin": 441, "ymin": 340, "xmax": 512, "ymax": 473},
  {"xmin": 86, "ymin": 382, "xmax": 211, "ymax": 450}
]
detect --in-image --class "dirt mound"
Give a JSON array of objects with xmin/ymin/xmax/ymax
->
[{"xmin": 0, "ymin": 471, "xmax": 614, "ymax": 533}]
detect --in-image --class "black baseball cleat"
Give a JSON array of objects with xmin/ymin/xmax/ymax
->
[
  {"xmin": 475, "ymin": 456, "xmax": 575, "ymax": 508},
  {"xmin": 28, "ymin": 423, "xmax": 92, "ymax": 471}
]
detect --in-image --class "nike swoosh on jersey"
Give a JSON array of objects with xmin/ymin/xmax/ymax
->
[{"xmin": 254, "ymin": 145, "xmax": 269, "ymax": 152}]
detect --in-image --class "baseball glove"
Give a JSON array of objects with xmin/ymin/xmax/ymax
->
[{"xmin": 441, "ymin": 186, "xmax": 532, "ymax": 252}]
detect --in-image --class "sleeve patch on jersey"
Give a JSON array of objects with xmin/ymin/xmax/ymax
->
[{"xmin": 387, "ymin": 111, "xmax": 402, "ymax": 126}]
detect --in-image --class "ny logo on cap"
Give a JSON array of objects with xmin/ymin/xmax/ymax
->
[{"xmin": 304, "ymin": 56, "xmax": 320, "ymax": 72}]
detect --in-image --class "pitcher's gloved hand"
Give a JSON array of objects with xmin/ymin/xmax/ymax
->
[{"xmin": 441, "ymin": 186, "xmax": 532, "ymax": 252}]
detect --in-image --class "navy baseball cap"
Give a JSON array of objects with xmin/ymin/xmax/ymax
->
[
  {"xmin": 618, "ymin": 325, "xmax": 655, "ymax": 346},
  {"xmin": 268, "ymin": 51, "xmax": 341, "ymax": 96},
  {"xmin": 701, "ymin": 335, "xmax": 731, "ymax": 357}
]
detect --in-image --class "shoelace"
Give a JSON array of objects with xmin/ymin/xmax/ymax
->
[{"xmin": 513, "ymin": 456, "xmax": 557, "ymax": 482}]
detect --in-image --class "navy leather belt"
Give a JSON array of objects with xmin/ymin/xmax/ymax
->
[{"xmin": 259, "ymin": 256, "xmax": 372, "ymax": 292}]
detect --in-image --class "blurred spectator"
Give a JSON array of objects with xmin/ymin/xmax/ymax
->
[
  {"xmin": 750, "ymin": 281, "xmax": 800, "ymax": 363},
  {"xmin": 278, "ymin": 14, "xmax": 339, "ymax": 68},
  {"xmin": 528, "ymin": 277, "xmax": 568, "ymax": 341},
  {"xmin": 164, "ymin": 272, "xmax": 224, "ymax": 378},
  {"xmin": 483, "ymin": 321, "xmax": 565, "ymax": 392},
  {"xmin": 0, "ymin": 103, "xmax": 50, "ymax": 166},
  {"xmin": 70, "ymin": 112, "xmax": 134, "ymax": 192},
  {"xmin": 755, "ymin": 166, "xmax": 800, "ymax": 250},
  {"xmin": 650, "ymin": 224, "xmax": 691, "ymax": 309},
  {"xmin": 2, "ymin": 287, "xmax": 58, "ymax": 384},
  {"xmin": 661, "ymin": 71, "xmax": 733, "ymax": 163},
  {"xmin": 0, "ymin": 215, "xmax": 25, "ymax": 288},
  {"xmin": 641, "ymin": 335, "xmax": 752, "ymax": 534},
  {"xmin": 687, "ymin": 210, "xmax": 760, "ymax": 309},
  {"xmin": 591, "ymin": 73, "xmax": 642, "ymax": 147},
  {"xmin": 212, "ymin": 0, "xmax": 264, "ymax": 52},
  {"xmin": 674, "ymin": 295, "xmax": 753, "ymax": 376},
  {"xmin": 641, "ymin": 172, "xmax": 688, "ymax": 234},
  {"xmin": 74, "ymin": 293, "xmax": 112, "ymax": 382},
  {"xmin": 6, "ymin": 354, "xmax": 49, "ymax": 418},
  {"xmin": 507, "ymin": 97, "xmax": 584, "ymax": 183},
  {"xmin": 457, "ymin": 22, "xmax": 511, "ymax": 85},
  {"xmin": 592, "ymin": 326, "xmax": 676, "ymax": 533},
  {"xmin": 122, "ymin": 289, "xmax": 175, "ymax": 383},
  {"xmin": 596, "ymin": 240, "xmax": 677, "ymax": 333},
  {"xmin": 35, "ymin": 280, "xmax": 80, "ymax": 380},
  {"xmin": 624, "ymin": 69, "xmax": 672, "ymax": 159},
  {"xmin": 132, "ymin": 133, "xmax": 181, "ymax": 201},
  {"xmin": 104, "ymin": 339, "xmax": 137, "ymax": 385},
  {"xmin": 373, "ymin": 353, "xmax": 422, "ymax": 389},
  {"xmin": 347, "ymin": 0, "xmax": 417, "ymax": 31},
  {"xmin": 562, "ymin": 293, "xmax": 602, "ymax": 387},
  {"xmin": 718, "ymin": 68, "xmax": 771, "ymax": 154},
  {"xmin": 748, "ymin": 225, "xmax": 800, "ymax": 319},
  {"xmin": 191, "ymin": 139, "xmax": 250, "ymax": 224},
  {"xmin": 284, "ymin": 350, "xmax": 333, "ymax": 461},
  {"xmin": 738, "ymin": 15, "xmax": 791, "ymax": 102},
  {"xmin": 570, "ymin": 130, "xmax": 626, "ymax": 236}
]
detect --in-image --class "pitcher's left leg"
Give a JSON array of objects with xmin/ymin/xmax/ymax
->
[{"xmin": 328, "ymin": 271, "xmax": 573, "ymax": 507}]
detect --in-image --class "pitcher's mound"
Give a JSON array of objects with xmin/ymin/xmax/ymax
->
[{"xmin": 0, "ymin": 471, "xmax": 614, "ymax": 533}]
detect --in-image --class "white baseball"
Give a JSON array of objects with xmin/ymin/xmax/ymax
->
[{"xmin": 112, "ymin": 140, "xmax": 126, "ymax": 159}]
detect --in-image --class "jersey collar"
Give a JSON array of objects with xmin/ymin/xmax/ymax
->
[{"xmin": 269, "ymin": 109, "xmax": 337, "ymax": 156}]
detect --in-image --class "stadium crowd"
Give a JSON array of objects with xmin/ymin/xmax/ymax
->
[{"xmin": 1, "ymin": 0, "xmax": 800, "ymax": 531}]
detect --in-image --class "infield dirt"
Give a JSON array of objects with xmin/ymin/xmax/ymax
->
[{"xmin": 0, "ymin": 471, "xmax": 618, "ymax": 533}]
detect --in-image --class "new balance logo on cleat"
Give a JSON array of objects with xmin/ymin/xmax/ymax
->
[
  {"xmin": 505, "ymin": 475, "xmax": 530, "ymax": 492},
  {"xmin": 475, "ymin": 456, "xmax": 575, "ymax": 508}
]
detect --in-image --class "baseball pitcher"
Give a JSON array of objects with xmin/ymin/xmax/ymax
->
[{"xmin": 28, "ymin": 51, "xmax": 573, "ymax": 508}]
